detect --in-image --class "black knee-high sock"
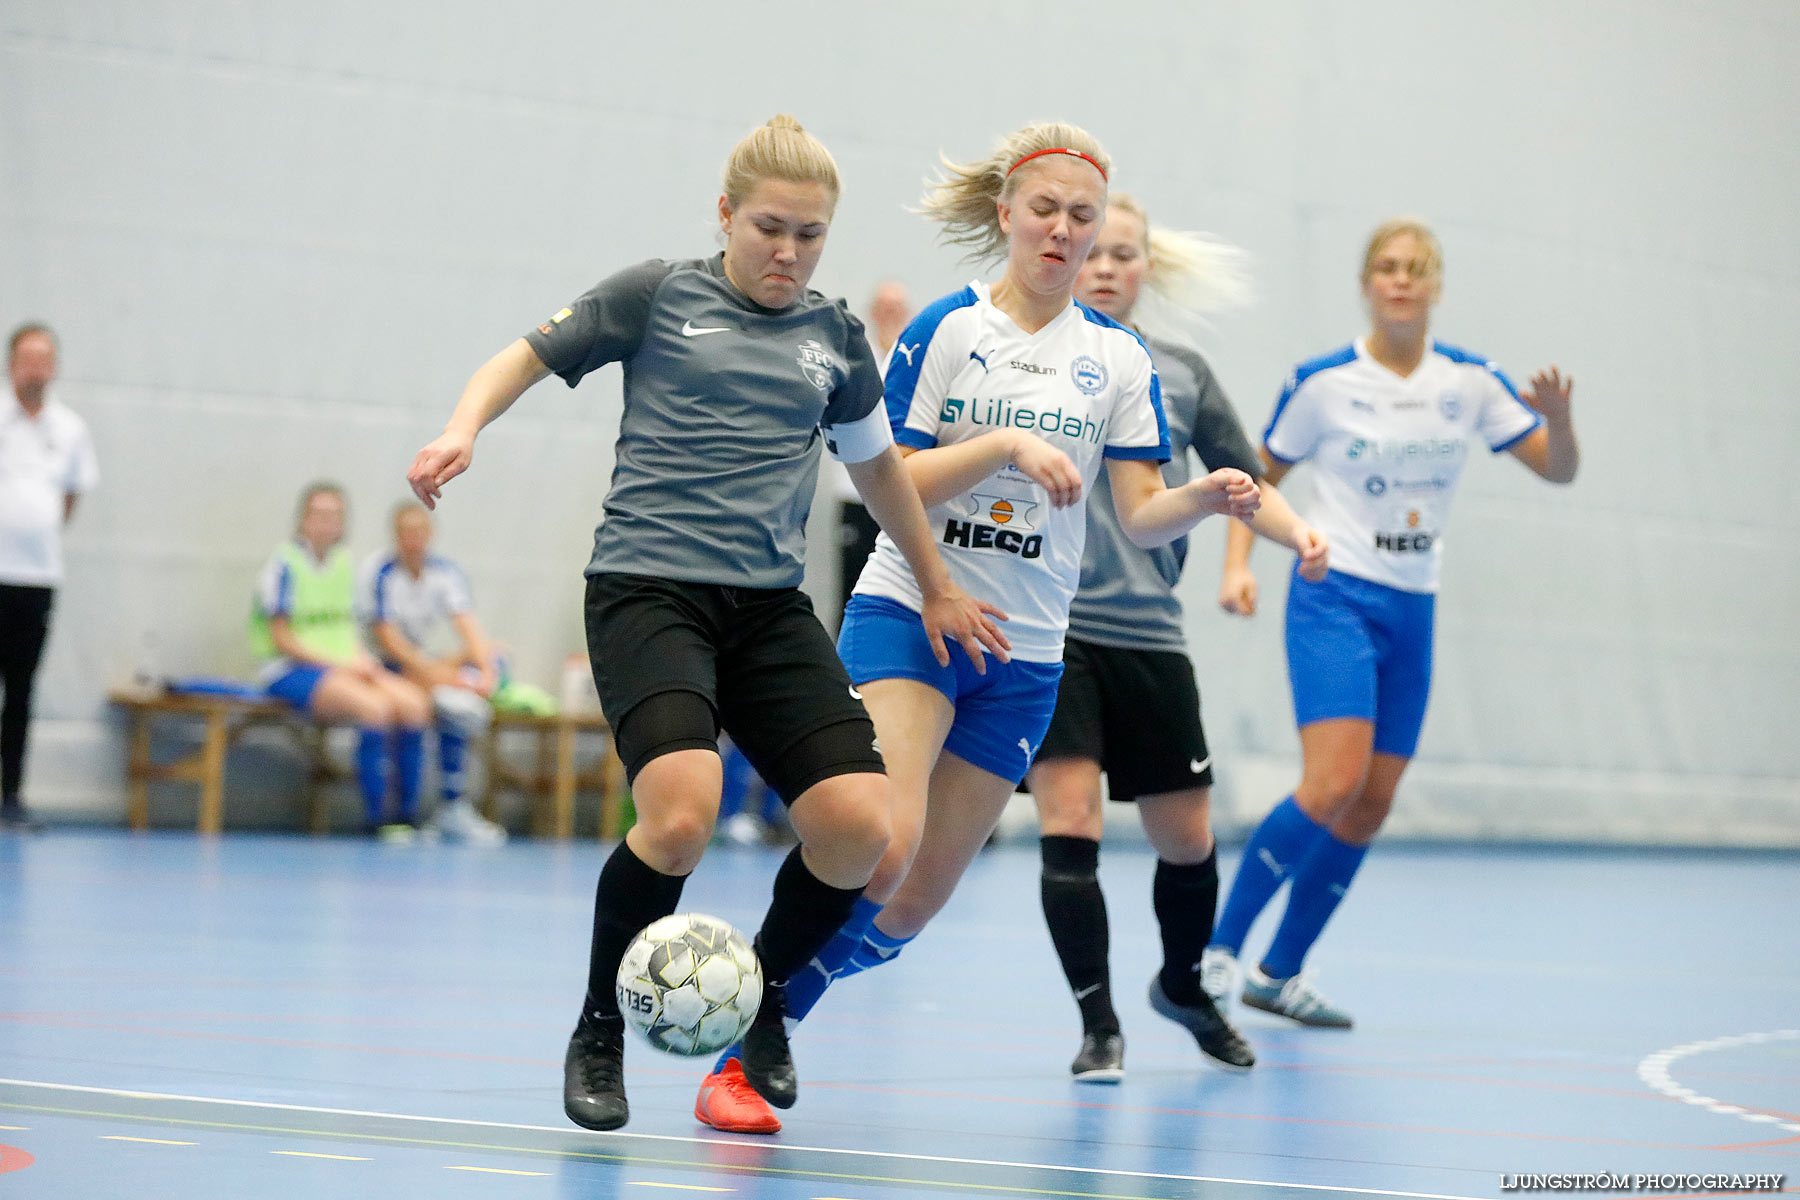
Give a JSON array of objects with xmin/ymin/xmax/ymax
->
[
  {"xmin": 581, "ymin": 840, "xmax": 687, "ymax": 1027},
  {"xmin": 1153, "ymin": 848, "xmax": 1219, "ymax": 1006},
  {"xmin": 755, "ymin": 846, "xmax": 865, "ymax": 988},
  {"xmin": 1040, "ymin": 835, "xmax": 1118, "ymax": 1035}
]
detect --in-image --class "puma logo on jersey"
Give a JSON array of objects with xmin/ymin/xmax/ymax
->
[
  {"xmin": 681, "ymin": 319, "xmax": 730, "ymax": 337},
  {"xmin": 969, "ymin": 348, "xmax": 991, "ymax": 371},
  {"xmin": 893, "ymin": 342, "xmax": 918, "ymax": 367}
]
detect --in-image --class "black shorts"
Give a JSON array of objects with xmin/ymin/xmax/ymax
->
[
  {"xmin": 584, "ymin": 573, "xmax": 883, "ymax": 803},
  {"xmin": 1036, "ymin": 637, "xmax": 1213, "ymax": 803}
]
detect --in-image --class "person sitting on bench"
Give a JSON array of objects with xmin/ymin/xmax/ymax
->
[
  {"xmin": 251, "ymin": 482, "xmax": 430, "ymax": 837},
  {"xmin": 358, "ymin": 501, "xmax": 506, "ymax": 844}
]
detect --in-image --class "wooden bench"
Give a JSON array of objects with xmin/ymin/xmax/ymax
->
[
  {"xmin": 478, "ymin": 709, "xmax": 628, "ymax": 840},
  {"xmin": 110, "ymin": 687, "xmax": 628, "ymax": 839},
  {"xmin": 109, "ymin": 687, "xmax": 345, "ymax": 834}
]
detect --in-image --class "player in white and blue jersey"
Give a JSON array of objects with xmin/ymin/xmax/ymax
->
[
  {"xmin": 410, "ymin": 116, "xmax": 1005, "ymax": 1134},
  {"xmin": 357, "ymin": 501, "xmax": 505, "ymax": 844},
  {"xmin": 694, "ymin": 123, "xmax": 1261, "ymax": 1134},
  {"xmin": 1203, "ymin": 219, "xmax": 1581, "ymax": 1028},
  {"xmin": 1027, "ymin": 194, "xmax": 1332, "ymax": 1085}
]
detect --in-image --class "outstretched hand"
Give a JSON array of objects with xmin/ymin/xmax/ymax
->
[
  {"xmin": 920, "ymin": 586, "xmax": 1011, "ymax": 674},
  {"xmin": 407, "ymin": 431, "xmax": 476, "ymax": 509},
  {"xmin": 1522, "ymin": 366, "xmax": 1573, "ymax": 424}
]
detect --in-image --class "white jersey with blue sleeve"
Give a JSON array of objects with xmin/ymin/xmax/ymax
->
[
  {"xmin": 356, "ymin": 551, "xmax": 475, "ymax": 660},
  {"xmin": 1264, "ymin": 337, "xmax": 1541, "ymax": 593},
  {"xmin": 853, "ymin": 283, "xmax": 1170, "ymax": 662}
]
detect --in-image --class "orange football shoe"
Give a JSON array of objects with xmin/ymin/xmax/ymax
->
[{"xmin": 694, "ymin": 1057, "xmax": 782, "ymax": 1134}]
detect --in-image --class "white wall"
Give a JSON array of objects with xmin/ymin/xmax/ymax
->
[{"xmin": 3, "ymin": 1, "xmax": 1795, "ymax": 842}]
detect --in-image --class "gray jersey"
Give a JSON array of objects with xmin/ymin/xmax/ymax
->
[
  {"xmin": 526, "ymin": 254, "xmax": 886, "ymax": 589},
  {"xmin": 1066, "ymin": 335, "xmax": 1260, "ymax": 651}
]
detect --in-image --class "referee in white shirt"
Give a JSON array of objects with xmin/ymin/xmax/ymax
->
[{"xmin": 1, "ymin": 324, "xmax": 99, "ymax": 831}]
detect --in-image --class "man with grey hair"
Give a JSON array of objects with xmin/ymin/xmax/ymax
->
[{"xmin": 1, "ymin": 323, "xmax": 99, "ymax": 831}]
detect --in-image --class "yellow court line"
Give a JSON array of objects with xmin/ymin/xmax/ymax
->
[
  {"xmin": 0, "ymin": 1125, "xmax": 26, "ymax": 1130},
  {"xmin": 101, "ymin": 1135, "xmax": 197, "ymax": 1145},
  {"xmin": 3, "ymin": 1092, "xmax": 1478, "ymax": 1200},
  {"xmin": 272, "ymin": 1150, "xmax": 372, "ymax": 1161},
  {"xmin": 629, "ymin": 1184, "xmax": 735, "ymax": 1193},
  {"xmin": 3, "ymin": 1097, "xmax": 1210, "ymax": 1200},
  {"xmin": 447, "ymin": 1166, "xmax": 552, "ymax": 1176}
]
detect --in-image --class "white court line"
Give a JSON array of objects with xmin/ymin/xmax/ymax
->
[
  {"xmin": 1636, "ymin": 1030, "xmax": 1800, "ymax": 1133},
  {"xmin": 0, "ymin": 1077, "xmax": 1492, "ymax": 1200}
]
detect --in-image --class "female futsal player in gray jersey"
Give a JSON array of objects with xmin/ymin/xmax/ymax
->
[
  {"xmin": 1027, "ymin": 195, "xmax": 1328, "ymax": 1083},
  {"xmin": 408, "ymin": 115, "xmax": 1006, "ymax": 1132}
]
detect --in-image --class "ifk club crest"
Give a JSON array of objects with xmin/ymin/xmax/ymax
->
[{"xmin": 1070, "ymin": 355, "xmax": 1107, "ymax": 395}]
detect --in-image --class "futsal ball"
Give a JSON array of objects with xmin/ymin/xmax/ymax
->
[{"xmin": 615, "ymin": 913, "xmax": 762, "ymax": 1056}]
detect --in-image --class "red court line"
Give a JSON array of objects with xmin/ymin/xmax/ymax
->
[
  {"xmin": 1254, "ymin": 1060, "xmax": 1692, "ymax": 1103},
  {"xmin": 0, "ymin": 1011, "xmax": 1718, "ymax": 1151},
  {"xmin": 4, "ymin": 1009, "xmax": 558, "ymax": 1032},
  {"xmin": 1708, "ymin": 1133, "xmax": 1800, "ymax": 1151},
  {"xmin": 9, "ymin": 1012, "xmax": 1794, "ymax": 1155},
  {"xmin": 796, "ymin": 1079, "xmax": 1720, "ymax": 1151},
  {"xmin": 12, "ymin": 981, "xmax": 1791, "ymax": 1091},
  {"xmin": 0, "ymin": 1010, "xmax": 1705, "ymax": 1105},
  {"xmin": 0, "ymin": 1014, "xmax": 703, "ymax": 1082}
]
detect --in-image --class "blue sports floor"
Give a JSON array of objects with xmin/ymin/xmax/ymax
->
[{"xmin": 1, "ymin": 831, "xmax": 1795, "ymax": 1199}]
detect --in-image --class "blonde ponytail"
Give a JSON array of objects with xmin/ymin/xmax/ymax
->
[
  {"xmin": 722, "ymin": 114, "xmax": 841, "ymax": 211},
  {"xmin": 917, "ymin": 122, "xmax": 1111, "ymax": 261},
  {"xmin": 1105, "ymin": 192, "xmax": 1252, "ymax": 335}
]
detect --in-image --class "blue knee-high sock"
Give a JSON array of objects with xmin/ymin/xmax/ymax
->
[
  {"xmin": 1260, "ymin": 828, "xmax": 1368, "ymax": 979},
  {"xmin": 1211, "ymin": 796, "xmax": 1329, "ymax": 953},
  {"xmin": 438, "ymin": 725, "xmax": 468, "ymax": 803},
  {"xmin": 711, "ymin": 895, "xmax": 885, "ymax": 1074},
  {"xmin": 718, "ymin": 742, "xmax": 754, "ymax": 820},
  {"xmin": 844, "ymin": 921, "xmax": 913, "ymax": 975},
  {"xmin": 394, "ymin": 727, "xmax": 425, "ymax": 821},
  {"xmin": 356, "ymin": 729, "xmax": 389, "ymax": 826},
  {"xmin": 789, "ymin": 895, "xmax": 883, "ymax": 1019}
]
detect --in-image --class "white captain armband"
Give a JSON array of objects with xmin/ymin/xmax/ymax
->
[{"xmin": 822, "ymin": 404, "xmax": 895, "ymax": 465}]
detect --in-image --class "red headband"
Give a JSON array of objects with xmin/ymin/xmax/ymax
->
[{"xmin": 1005, "ymin": 147, "xmax": 1107, "ymax": 181}]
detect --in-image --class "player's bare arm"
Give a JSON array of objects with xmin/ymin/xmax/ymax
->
[{"xmin": 409, "ymin": 339, "xmax": 552, "ymax": 507}]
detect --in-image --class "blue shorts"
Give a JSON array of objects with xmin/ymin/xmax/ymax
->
[
  {"xmin": 264, "ymin": 663, "xmax": 329, "ymax": 711},
  {"xmin": 837, "ymin": 595, "xmax": 1063, "ymax": 784},
  {"xmin": 1285, "ymin": 568, "xmax": 1435, "ymax": 758}
]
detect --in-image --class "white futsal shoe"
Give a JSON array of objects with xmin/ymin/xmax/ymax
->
[
  {"xmin": 1240, "ymin": 966, "xmax": 1353, "ymax": 1029},
  {"xmin": 1199, "ymin": 946, "xmax": 1239, "ymax": 1004},
  {"xmin": 432, "ymin": 799, "xmax": 507, "ymax": 845}
]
